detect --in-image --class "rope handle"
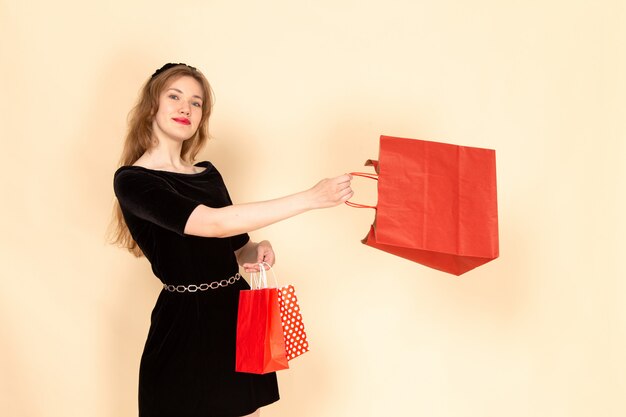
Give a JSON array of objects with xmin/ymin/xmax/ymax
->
[
  {"xmin": 344, "ymin": 172, "xmax": 378, "ymax": 209},
  {"xmin": 250, "ymin": 262, "xmax": 279, "ymax": 289}
]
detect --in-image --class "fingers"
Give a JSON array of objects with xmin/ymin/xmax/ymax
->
[
  {"xmin": 333, "ymin": 174, "xmax": 354, "ymax": 203},
  {"xmin": 242, "ymin": 263, "xmax": 260, "ymax": 273},
  {"xmin": 310, "ymin": 174, "xmax": 354, "ymax": 208},
  {"xmin": 242, "ymin": 262, "xmax": 265, "ymax": 272},
  {"xmin": 242, "ymin": 241, "xmax": 275, "ymax": 273},
  {"xmin": 335, "ymin": 173, "xmax": 353, "ymax": 185},
  {"xmin": 256, "ymin": 240, "xmax": 275, "ymax": 266},
  {"xmin": 256, "ymin": 250, "xmax": 275, "ymax": 266},
  {"xmin": 341, "ymin": 187, "xmax": 354, "ymax": 202},
  {"xmin": 242, "ymin": 261, "xmax": 275, "ymax": 273}
]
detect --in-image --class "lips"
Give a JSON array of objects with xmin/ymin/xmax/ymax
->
[{"xmin": 172, "ymin": 117, "xmax": 191, "ymax": 125}]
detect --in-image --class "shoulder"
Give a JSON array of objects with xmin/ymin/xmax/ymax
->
[
  {"xmin": 194, "ymin": 160, "xmax": 215, "ymax": 174},
  {"xmin": 114, "ymin": 165, "xmax": 157, "ymax": 184},
  {"xmin": 114, "ymin": 165, "xmax": 141, "ymax": 178},
  {"xmin": 113, "ymin": 166, "xmax": 171, "ymax": 198}
]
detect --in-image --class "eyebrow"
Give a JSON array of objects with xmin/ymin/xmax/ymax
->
[{"xmin": 167, "ymin": 88, "xmax": 203, "ymax": 101}]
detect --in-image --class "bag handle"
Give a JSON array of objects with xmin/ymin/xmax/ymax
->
[
  {"xmin": 250, "ymin": 262, "xmax": 279, "ymax": 289},
  {"xmin": 345, "ymin": 172, "xmax": 378, "ymax": 209}
]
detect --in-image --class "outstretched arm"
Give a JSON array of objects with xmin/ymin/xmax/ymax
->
[{"xmin": 183, "ymin": 174, "xmax": 353, "ymax": 238}]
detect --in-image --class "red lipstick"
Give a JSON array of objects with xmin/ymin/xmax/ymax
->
[{"xmin": 173, "ymin": 117, "xmax": 191, "ymax": 125}]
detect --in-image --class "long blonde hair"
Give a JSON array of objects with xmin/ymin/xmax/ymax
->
[{"xmin": 110, "ymin": 64, "xmax": 214, "ymax": 257}]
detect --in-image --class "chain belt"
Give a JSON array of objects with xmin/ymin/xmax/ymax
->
[{"xmin": 163, "ymin": 273, "xmax": 242, "ymax": 293}]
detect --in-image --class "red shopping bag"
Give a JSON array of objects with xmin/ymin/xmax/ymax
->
[
  {"xmin": 348, "ymin": 135, "xmax": 499, "ymax": 276},
  {"xmin": 236, "ymin": 264, "xmax": 309, "ymax": 374},
  {"xmin": 235, "ymin": 287, "xmax": 289, "ymax": 374}
]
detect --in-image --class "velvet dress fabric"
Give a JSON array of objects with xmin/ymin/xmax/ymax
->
[{"xmin": 113, "ymin": 161, "xmax": 279, "ymax": 417}]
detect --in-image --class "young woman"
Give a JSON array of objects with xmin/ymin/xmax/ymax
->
[{"xmin": 111, "ymin": 63, "xmax": 352, "ymax": 417}]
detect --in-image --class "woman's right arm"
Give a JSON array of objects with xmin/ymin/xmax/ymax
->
[{"xmin": 183, "ymin": 174, "xmax": 353, "ymax": 238}]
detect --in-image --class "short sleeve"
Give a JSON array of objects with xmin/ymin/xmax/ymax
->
[{"xmin": 114, "ymin": 169, "xmax": 200, "ymax": 235}]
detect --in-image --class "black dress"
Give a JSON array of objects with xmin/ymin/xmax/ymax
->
[{"xmin": 113, "ymin": 161, "xmax": 279, "ymax": 417}]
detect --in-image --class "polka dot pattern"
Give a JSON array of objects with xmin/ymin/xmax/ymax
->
[{"xmin": 277, "ymin": 285, "xmax": 309, "ymax": 361}]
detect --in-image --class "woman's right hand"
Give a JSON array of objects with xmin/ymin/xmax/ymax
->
[{"xmin": 307, "ymin": 174, "xmax": 354, "ymax": 209}]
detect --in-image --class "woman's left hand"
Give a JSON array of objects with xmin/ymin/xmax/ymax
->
[{"xmin": 241, "ymin": 240, "xmax": 275, "ymax": 272}]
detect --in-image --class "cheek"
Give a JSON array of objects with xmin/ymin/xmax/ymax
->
[{"xmin": 154, "ymin": 106, "xmax": 166, "ymax": 120}]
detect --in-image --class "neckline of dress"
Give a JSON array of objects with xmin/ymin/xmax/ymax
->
[{"xmin": 127, "ymin": 161, "xmax": 211, "ymax": 176}]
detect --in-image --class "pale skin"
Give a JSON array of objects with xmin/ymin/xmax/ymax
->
[{"xmin": 134, "ymin": 75, "xmax": 353, "ymax": 277}]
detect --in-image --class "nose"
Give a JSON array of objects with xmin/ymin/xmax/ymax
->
[{"xmin": 179, "ymin": 100, "xmax": 191, "ymax": 116}]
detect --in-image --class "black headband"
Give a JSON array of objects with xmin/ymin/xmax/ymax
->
[{"xmin": 151, "ymin": 63, "xmax": 197, "ymax": 79}]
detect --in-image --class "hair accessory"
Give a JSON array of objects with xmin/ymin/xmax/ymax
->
[{"xmin": 151, "ymin": 63, "xmax": 197, "ymax": 79}]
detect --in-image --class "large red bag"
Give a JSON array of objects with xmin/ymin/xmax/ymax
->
[{"xmin": 348, "ymin": 135, "xmax": 499, "ymax": 276}]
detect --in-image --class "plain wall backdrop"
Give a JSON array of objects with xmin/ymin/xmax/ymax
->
[{"xmin": 1, "ymin": 1, "xmax": 625, "ymax": 416}]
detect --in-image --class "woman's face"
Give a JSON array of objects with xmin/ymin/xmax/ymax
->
[{"xmin": 152, "ymin": 76, "xmax": 204, "ymax": 143}]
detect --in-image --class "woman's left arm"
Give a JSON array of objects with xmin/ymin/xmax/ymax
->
[{"xmin": 235, "ymin": 240, "xmax": 275, "ymax": 273}]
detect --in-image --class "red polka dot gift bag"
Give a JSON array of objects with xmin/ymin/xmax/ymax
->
[
  {"xmin": 276, "ymin": 285, "xmax": 309, "ymax": 361},
  {"xmin": 236, "ymin": 263, "xmax": 309, "ymax": 374}
]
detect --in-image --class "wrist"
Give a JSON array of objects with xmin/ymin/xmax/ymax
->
[{"xmin": 299, "ymin": 188, "xmax": 321, "ymax": 210}]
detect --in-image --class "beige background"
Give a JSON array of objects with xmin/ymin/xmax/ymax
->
[{"xmin": 1, "ymin": 1, "xmax": 625, "ymax": 416}]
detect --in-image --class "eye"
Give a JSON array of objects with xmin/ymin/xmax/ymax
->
[
  {"xmin": 168, "ymin": 94, "xmax": 179, "ymax": 100},
  {"xmin": 192, "ymin": 102, "xmax": 202, "ymax": 108}
]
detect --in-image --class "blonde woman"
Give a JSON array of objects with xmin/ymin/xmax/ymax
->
[{"xmin": 111, "ymin": 63, "xmax": 352, "ymax": 417}]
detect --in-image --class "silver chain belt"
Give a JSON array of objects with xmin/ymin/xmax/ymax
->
[{"xmin": 163, "ymin": 273, "xmax": 242, "ymax": 293}]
